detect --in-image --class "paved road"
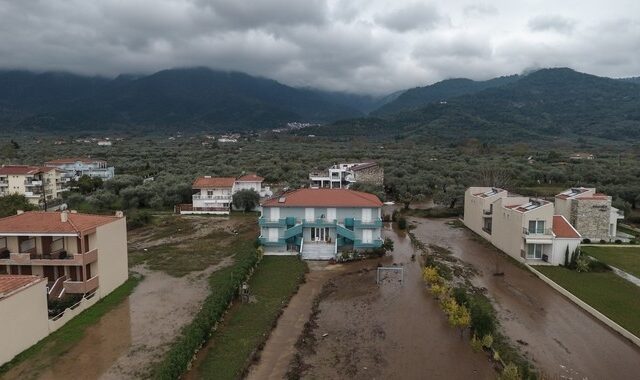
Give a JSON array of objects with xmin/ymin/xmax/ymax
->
[{"xmin": 410, "ymin": 217, "xmax": 640, "ymax": 379}]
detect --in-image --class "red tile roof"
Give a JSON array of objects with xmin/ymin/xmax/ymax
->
[
  {"xmin": 192, "ymin": 177, "xmax": 235, "ymax": 188},
  {"xmin": 262, "ymin": 188, "xmax": 383, "ymax": 208},
  {"xmin": 553, "ymin": 215, "xmax": 581, "ymax": 239},
  {"xmin": 0, "ymin": 211, "xmax": 121, "ymax": 235},
  {"xmin": 236, "ymin": 174, "xmax": 264, "ymax": 182},
  {"xmin": 45, "ymin": 157, "xmax": 106, "ymax": 165},
  {"xmin": 0, "ymin": 165, "xmax": 56, "ymax": 175},
  {"xmin": 0, "ymin": 275, "xmax": 44, "ymax": 299}
]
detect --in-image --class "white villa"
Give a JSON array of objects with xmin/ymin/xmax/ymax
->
[
  {"xmin": 464, "ymin": 187, "xmax": 581, "ymax": 265},
  {"xmin": 309, "ymin": 162, "xmax": 383, "ymax": 189},
  {"xmin": 44, "ymin": 158, "xmax": 115, "ymax": 182},
  {"xmin": 178, "ymin": 174, "xmax": 272, "ymax": 215}
]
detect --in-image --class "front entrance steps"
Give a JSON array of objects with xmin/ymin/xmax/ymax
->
[{"xmin": 301, "ymin": 242, "xmax": 335, "ymax": 260}]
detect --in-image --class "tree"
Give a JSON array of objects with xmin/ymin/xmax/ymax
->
[
  {"xmin": 232, "ymin": 189, "xmax": 260, "ymax": 212},
  {"xmin": 77, "ymin": 175, "xmax": 103, "ymax": 194},
  {"xmin": 0, "ymin": 194, "xmax": 37, "ymax": 217}
]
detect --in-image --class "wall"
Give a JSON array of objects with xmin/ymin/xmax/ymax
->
[
  {"xmin": 95, "ymin": 218, "xmax": 128, "ymax": 298},
  {"xmin": 353, "ymin": 166, "xmax": 384, "ymax": 186},
  {"xmin": 0, "ymin": 279, "xmax": 49, "ymax": 365},
  {"xmin": 572, "ymin": 198, "xmax": 611, "ymax": 241},
  {"xmin": 551, "ymin": 238, "xmax": 581, "ymax": 266}
]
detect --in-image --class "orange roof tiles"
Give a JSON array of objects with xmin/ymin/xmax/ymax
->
[
  {"xmin": 0, "ymin": 165, "xmax": 55, "ymax": 175},
  {"xmin": 236, "ymin": 174, "xmax": 264, "ymax": 182},
  {"xmin": 192, "ymin": 177, "xmax": 236, "ymax": 188},
  {"xmin": 0, "ymin": 275, "xmax": 44, "ymax": 298},
  {"xmin": 553, "ymin": 215, "xmax": 581, "ymax": 239},
  {"xmin": 262, "ymin": 188, "xmax": 383, "ymax": 208},
  {"xmin": 0, "ymin": 212, "xmax": 120, "ymax": 235}
]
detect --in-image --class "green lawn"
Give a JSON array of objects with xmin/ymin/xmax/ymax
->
[
  {"xmin": 193, "ymin": 256, "xmax": 308, "ymax": 380},
  {"xmin": 0, "ymin": 276, "xmax": 140, "ymax": 376},
  {"xmin": 582, "ymin": 246, "xmax": 640, "ymax": 278},
  {"xmin": 535, "ymin": 266, "xmax": 640, "ymax": 337}
]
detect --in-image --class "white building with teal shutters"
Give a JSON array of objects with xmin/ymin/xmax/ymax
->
[{"xmin": 259, "ymin": 188, "xmax": 384, "ymax": 260}]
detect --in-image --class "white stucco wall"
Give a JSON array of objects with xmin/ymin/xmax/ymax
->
[{"xmin": 95, "ymin": 218, "xmax": 128, "ymax": 298}]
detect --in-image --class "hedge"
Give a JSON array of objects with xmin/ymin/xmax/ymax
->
[{"xmin": 153, "ymin": 241, "xmax": 261, "ymax": 379}]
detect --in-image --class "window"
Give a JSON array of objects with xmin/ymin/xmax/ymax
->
[
  {"xmin": 207, "ymin": 190, "xmax": 213, "ymax": 196},
  {"xmin": 528, "ymin": 220, "xmax": 545, "ymax": 234},
  {"xmin": 527, "ymin": 244, "xmax": 543, "ymax": 259}
]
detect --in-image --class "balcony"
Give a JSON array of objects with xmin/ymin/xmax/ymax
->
[
  {"xmin": 25, "ymin": 180, "xmax": 43, "ymax": 186},
  {"xmin": 258, "ymin": 217, "xmax": 286, "ymax": 227},
  {"xmin": 258, "ymin": 236, "xmax": 286, "ymax": 246},
  {"xmin": 0, "ymin": 181, "xmax": 8, "ymax": 187},
  {"xmin": 353, "ymin": 218, "xmax": 383, "ymax": 228},
  {"xmin": 0, "ymin": 249, "xmax": 98, "ymax": 266},
  {"xmin": 354, "ymin": 238, "xmax": 384, "ymax": 248},
  {"xmin": 303, "ymin": 218, "xmax": 338, "ymax": 228},
  {"xmin": 192, "ymin": 194, "xmax": 231, "ymax": 201},
  {"xmin": 522, "ymin": 228, "xmax": 554, "ymax": 244},
  {"xmin": 64, "ymin": 275, "xmax": 99, "ymax": 294}
]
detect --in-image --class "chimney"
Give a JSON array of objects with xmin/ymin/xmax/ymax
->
[
  {"xmin": 70, "ymin": 210, "xmax": 78, "ymax": 214},
  {"xmin": 115, "ymin": 210, "xmax": 124, "ymax": 218},
  {"xmin": 16, "ymin": 210, "xmax": 24, "ymax": 215},
  {"xmin": 60, "ymin": 211, "xmax": 69, "ymax": 223}
]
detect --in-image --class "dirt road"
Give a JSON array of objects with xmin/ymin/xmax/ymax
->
[
  {"xmin": 253, "ymin": 225, "xmax": 494, "ymax": 380},
  {"xmin": 410, "ymin": 217, "xmax": 640, "ymax": 379}
]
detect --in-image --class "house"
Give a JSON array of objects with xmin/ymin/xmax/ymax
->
[
  {"xmin": 44, "ymin": 158, "xmax": 115, "ymax": 182},
  {"xmin": 309, "ymin": 162, "xmax": 383, "ymax": 189},
  {"xmin": 464, "ymin": 187, "xmax": 581, "ymax": 265},
  {"xmin": 555, "ymin": 188, "xmax": 624, "ymax": 241},
  {"xmin": 0, "ymin": 211, "xmax": 129, "ymax": 364},
  {"xmin": 0, "ymin": 165, "xmax": 68, "ymax": 205},
  {"xmin": 0, "ymin": 275, "xmax": 48, "ymax": 365},
  {"xmin": 97, "ymin": 140, "xmax": 112, "ymax": 146},
  {"xmin": 569, "ymin": 153, "xmax": 595, "ymax": 160},
  {"xmin": 178, "ymin": 174, "xmax": 272, "ymax": 215},
  {"xmin": 258, "ymin": 188, "xmax": 384, "ymax": 260}
]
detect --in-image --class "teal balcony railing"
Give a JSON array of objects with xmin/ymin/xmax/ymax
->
[
  {"xmin": 354, "ymin": 239, "xmax": 384, "ymax": 248},
  {"xmin": 353, "ymin": 218, "xmax": 383, "ymax": 228},
  {"xmin": 258, "ymin": 236, "xmax": 286, "ymax": 246},
  {"xmin": 258, "ymin": 217, "xmax": 286, "ymax": 227}
]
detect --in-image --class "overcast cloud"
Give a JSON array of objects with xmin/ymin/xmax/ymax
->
[{"xmin": 0, "ymin": 0, "xmax": 638, "ymax": 94}]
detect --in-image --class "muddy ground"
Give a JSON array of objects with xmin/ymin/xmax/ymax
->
[
  {"xmin": 268, "ymin": 225, "xmax": 494, "ymax": 380},
  {"xmin": 2, "ymin": 215, "xmax": 252, "ymax": 380},
  {"xmin": 410, "ymin": 217, "xmax": 640, "ymax": 379}
]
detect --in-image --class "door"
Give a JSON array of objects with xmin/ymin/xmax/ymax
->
[
  {"xmin": 362, "ymin": 229, "xmax": 373, "ymax": 244},
  {"xmin": 305, "ymin": 208, "xmax": 315, "ymax": 222},
  {"xmin": 270, "ymin": 207, "xmax": 280, "ymax": 222},
  {"xmin": 362, "ymin": 208, "xmax": 372, "ymax": 222},
  {"xmin": 268, "ymin": 228, "xmax": 279, "ymax": 242},
  {"xmin": 327, "ymin": 208, "xmax": 336, "ymax": 221},
  {"xmin": 43, "ymin": 266, "xmax": 55, "ymax": 282}
]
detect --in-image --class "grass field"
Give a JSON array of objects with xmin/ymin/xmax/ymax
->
[
  {"xmin": 0, "ymin": 276, "xmax": 141, "ymax": 376},
  {"xmin": 534, "ymin": 266, "xmax": 640, "ymax": 337},
  {"xmin": 192, "ymin": 256, "xmax": 308, "ymax": 379},
  {"xmin": 582, "ymin": 246, "xmax": 640, "ymax": 278}
]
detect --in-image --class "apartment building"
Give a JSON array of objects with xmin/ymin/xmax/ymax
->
[
  {"xmin": 309, "ymin": 162, "xmax": 383, "ymax": 189},
  {"xmin": 259, "ymin": 188, "xmax": 383, "ymax": 260},
  {"xmin": 555, "ymin": 188, "xmax": 624, "ymax": 241},
  {"xmin": 464, "ymin": 187, "xmax": 581, "ymax": 265},
  {"xmin": 0, "ymin": 165, "xmax": 67, "ymax": 205},
  {"xmin": 0, "ymin": 210, "xmax": 128, "ymax": 299},
  {"xmin": 179, "ymin": 173, "xmax": 272, "ymax": 215},
  {"xmin": 44, "ymin": 157, "xmax": 115, "ymax": 181}
]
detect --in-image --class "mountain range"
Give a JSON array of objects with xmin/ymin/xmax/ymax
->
[{"xmin": 0, "ymin": 67, "xmax": 639, "ymax": 142}]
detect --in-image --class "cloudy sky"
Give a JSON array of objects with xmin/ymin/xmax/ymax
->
[{"xmin": 0, "ymin": 0, "xmax": 638, "ymax": 94}]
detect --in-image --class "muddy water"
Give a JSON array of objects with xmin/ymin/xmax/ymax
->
[
  {"xmin": 410, "ymin": 217, "xmax": 640, "ymax": 379},
  {"xmin": 288, "ymin": 224, "xmax": 494, "ymax": 379}
]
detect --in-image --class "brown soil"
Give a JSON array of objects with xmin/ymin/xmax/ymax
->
[
  {"xmin": 409, "ymin": 217, "xmax": 640, "ymax": 379},
  {"xmin": 275, "ymin": 225, "xmax": 494, "ymax": 379}
]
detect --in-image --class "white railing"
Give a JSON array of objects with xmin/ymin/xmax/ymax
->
[
  {"xmin": 299, "ymin": 238, "xmax": 304, "ymax": 254},
  {"xmin": 192, "ymin": 194, "xmax": 231, "ymax": 200}
]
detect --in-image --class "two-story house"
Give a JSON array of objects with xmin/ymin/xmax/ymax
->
[
  {"xmin": 309, "ymin": 162, "xmax": 383, "ymax": 189},
  {"xmin": 464, "ymin": 187, "xmax": 581, "ymax": 265},
  {"xmin": 258, "ymin": 188, "xmax": 384, "ymax": 260},
  {"xmin": 555, "ymin": 187, "xmax": 624, "ymax": 241},
  {"xmin": 0, "ymin": 210, "xmax": 128, "ymax": 300},
  {"xmin": 44, "ymin": 158, "xmax": 115, "ymax": 182},
  {"xmin": 0, "ymin": 165, "xmax": 67, "ymax": 205},
  {"xmin": 180, "ymin": 174, "xmax": 272, "ymax": 215}
]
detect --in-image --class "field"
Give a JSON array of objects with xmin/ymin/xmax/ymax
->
[
  {"xmin": 534, "ymin": 266, "xmax": 640, "ymax": 337},
  {"xmin": 187, "ymin": 256, "xmax": 307, "ymax": 380},
  {"xmin": 582, "ymin": 246, "xmax": 640, "ymax": 277}
]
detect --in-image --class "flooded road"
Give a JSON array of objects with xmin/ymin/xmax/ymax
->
[
  {"xmin": 275, "ymin": 224, "xmax": 494, "ymax": 380},
  {"xmin": 410, "ymin": 217, "xmax": 640, "ymax": 379}
]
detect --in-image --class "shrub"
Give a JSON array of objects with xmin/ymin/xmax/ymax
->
[
  {"xmin": 615, "ymin": 239, "xmax": 623, "ymax": 244},
  {"xmin": 482, "ymin": 334, "xmax": 494, "ymax": 349},
  {"xmin": 630, "ymin": 239, "xmax": 637, "ymax": 245},
  {"xmin": 398, "ymin": 217, "xmax": 407, "ymax": 230},
  {"xmin": 470, "ymin": 298, "xmax": 496, "ymax": 337},
  {"xmin": 126, "ymin": 209, "xmax": 152, "ymax": 230},
  {"xmin": 582, "ymin": 238, "xmax": 591, "ymax": 244},
  {"xmin": 500, "ymin": 363, "xmax": 520, "ymax": 380},
  {"xmin": 575, "ymin": 256, "xmax": 590, "ymax": 273},
  {"xmin": 422, "ymin": 266, "xmax": 440, "ymax": 284},
  {"xmin": 452, "ymin": 287, "xmax": 469, "ymax": 306},
  {"xmin": 470, "ymin": 335, "xmax": 483, "ymax": 352},
  {"xmin": 588, "ymin": 260, "xmax": 611, "ymax": 272},
  {"xmin": 430, "ymin": 283, "xmax": 449, "ymax": 299},
  {"xmin": 599, "ymin": 239, "xmax": 606, "ymax": 244}
]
